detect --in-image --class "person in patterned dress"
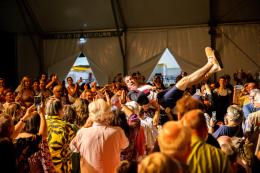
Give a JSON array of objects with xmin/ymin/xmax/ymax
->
[{"xmin": 46, "ymin": 98, "xmax": 76, "ymax": 173}]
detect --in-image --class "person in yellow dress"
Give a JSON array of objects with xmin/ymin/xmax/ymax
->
[{"xmin": 46, "ymin": 98, "xmax": 76, "ymax": 173}]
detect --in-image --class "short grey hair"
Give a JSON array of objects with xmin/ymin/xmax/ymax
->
[
  {"xmin": 250, "ymin": 89, "xmax": 260, "ymax": 104},
  {"xmin": 125, "ymin": 101, "xmax": 140, "ymax": 115},
  {"xmin": 88, "ymin": 99, "xmax": 113, "ymax": 123},
  {"xmin": 250, "ymin": 88, "xmax": 260, "ymax": 96},
  {"xmin": 226, "ymin": 105, "xmax": 243, "ymax": 124},
  {"xmin": 45, "ymin": 98, "xmax": 62, "ymax": 116},
  {"xmin": 72, "ymin": 98, "xmax": 89, "ymax": 126}
]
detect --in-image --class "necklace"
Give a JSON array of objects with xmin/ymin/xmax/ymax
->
[{"xmin": 218, "ymin": 88, "xmax": 228, "ymax": 96}]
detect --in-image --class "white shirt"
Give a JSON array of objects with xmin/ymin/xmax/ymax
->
[
  {"xmin": 137, "ymin": 84, "xmax": 157, "ymax": 101},
  {"xmin": 70, "ymin": 122, "xmax": 129, "ymax": 173},
  {"xmin": 140, "ymin": 116, "xmax": 158, "ymax": 148}
]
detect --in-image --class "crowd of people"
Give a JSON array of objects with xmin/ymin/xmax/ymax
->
[{"xmin": 0, "ymin": 47, "xmax": 259, "ymax": 173}]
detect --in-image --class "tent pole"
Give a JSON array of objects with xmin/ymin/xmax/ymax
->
[
  {"xmin": 111, "ymin": 0, "xmax": 127, "ymax": 77},
  {"xmin": 16, "ymin": 0, "xmax": 44, "ymax": 74},
  {"xmin": 209, "ymin": 0, "xmax": 218, "ymax": 81}
]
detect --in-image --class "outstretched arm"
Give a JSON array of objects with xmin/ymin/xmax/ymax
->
[
  {"xmin": 12, "ymin": 105, "xmax": 37, "ymax": 138},
  {"xmin": 38, "ymin": 103, "xmax": 47, "ymax": 139}
]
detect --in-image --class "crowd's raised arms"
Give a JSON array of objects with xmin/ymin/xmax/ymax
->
[{"xmin": 0, "ymin": 47, "xmax": 259, "ymax": 173}]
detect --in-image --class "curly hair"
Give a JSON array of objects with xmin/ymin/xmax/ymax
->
[
  {"xmin": 45, "ymin": 98, "xmax": 62, "ymax": 116},
  {"xmin": 63, "ymin": 104, "xmax": 77, "ymax": 124},
  {"xmin": 16, "ymin": 75, "xmax": 31, "ymax": 93},
  {"xmin": 88, "ymin": 99, "xmax": 113, "ymax": 124},
  {"xmin": 4, "ymin": 102, "xmax": 24, "ymax": 124},
  {"xmin": 72, "ymin": 98, "xmax": 89, "ymax": 126}
]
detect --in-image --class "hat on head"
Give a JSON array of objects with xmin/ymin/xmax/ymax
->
[
  {"xmin": 137, "ymin": 90, "xmax": 150, "ymax": 105},
  {"xmin": 127, "ymin": 90, "xmax": 149, "ymax": 106},
  {"xmin": 125, "ymin": 101, "xmax": 140, "ymax": 115},
  {"xmin": 127, "ymin": 90, "xmax": 139, "ymax": 102}
]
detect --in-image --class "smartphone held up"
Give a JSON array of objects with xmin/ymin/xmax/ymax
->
[
  {"xmin": 212, "ymin": 111, "xmax": 217, "ymax": 122},
  {"xmin": 34, "ymin": 96, "xmax": 42, "ymax": 111}
]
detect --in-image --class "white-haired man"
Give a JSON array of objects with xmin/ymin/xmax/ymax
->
[{"xmin": 70, "ymin": 99, "xmax": 129, "ymax": 173}]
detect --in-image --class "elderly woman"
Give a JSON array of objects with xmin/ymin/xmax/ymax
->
[
  {"xmin": 4, "ymin": 102, "xmax": 25, "ymax": 124},
  {"xmin": 62, "ymin": 104, "xmax": 80, "ymax": 173},
  {"xmin": 212, "ymin": 105, "xmax": 244, "ymax": 139},
  {"xmin": 70, "ymin": 99, "xmax": 129, "ymax": 173},
  {"xmin": 72, "ymin": 98, "xmax": 89, "ymax": 127},
  {"xmin": 46, "ymin": 98, "xmax": 76, "ymax": 173}
]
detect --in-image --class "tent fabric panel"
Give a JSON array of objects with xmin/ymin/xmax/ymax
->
[
  {"xmin": 47, "ymin": 52, "xmax": 80, "ymax": 81},
  {"xmin": 126, "ymin": 30, "xmax": 167, "ymax": 78},
  {"xmin": 43, "ymin": 39, "xmax": 80, "ymax": 79},
  {"xmin": 167, "ymin": 26, "xmax": 211, "ymax": 74},
  {"xmin": 17, "ymin": 35, "xmax": 41, "ymax": 80},
  {"xmin": 43, "ymin": 37, "xmax": 123, "ymax": 85},
  {"xmin": 82, "ymin": 37, "xmax": 123, "ymax": 85},
  {"xmin": 216, "ymin": 24, "xmax": 260, "ymax": 77},
  {"xmin": 42, "ymin": 24, "xmax": 260, "ymax": 85}
]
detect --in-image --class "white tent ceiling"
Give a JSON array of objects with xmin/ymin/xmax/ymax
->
[
  {"xmin": 1, "ymin": 0, "xmax": 259, "ymax": 33},
  {"xmin": 0, "ymin": 0, "xmax": 259, "ymax": 85}
]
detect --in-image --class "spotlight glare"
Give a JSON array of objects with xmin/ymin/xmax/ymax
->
[{"xmin": 79, "ymin": 37, "xmax": 87, "ymax": 44}]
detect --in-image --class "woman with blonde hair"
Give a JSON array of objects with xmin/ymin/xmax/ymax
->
[{"xmin": 15, "ymin": 76, "xmax": 35, "ymax": 108}]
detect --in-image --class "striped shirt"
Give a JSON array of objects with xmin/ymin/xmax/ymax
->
[{"xmin": 47, "ymin": 115, "xmax": 76, "ymax": 173}]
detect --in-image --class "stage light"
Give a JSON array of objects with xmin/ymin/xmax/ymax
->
[{"xmin": 79, "ymin": 33, "xmax": 87, "ymax": 44}]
